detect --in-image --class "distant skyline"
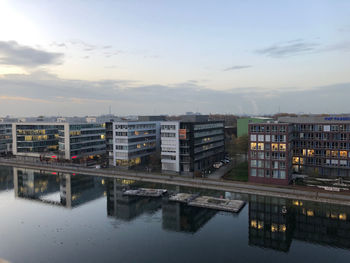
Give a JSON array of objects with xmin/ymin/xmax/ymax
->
[{"xmin": 0, "ymin": 0, "xmax": 349, "ymax": 116}]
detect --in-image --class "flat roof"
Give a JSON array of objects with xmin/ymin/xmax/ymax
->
[{"xmin": 278, "ymin": 116, "xmax": 350, "ymax": 124}]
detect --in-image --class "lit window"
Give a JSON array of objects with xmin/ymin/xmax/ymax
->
[
  {"xmin": 250, "ymin": 143, "xmax": 257, "ymax": 150},
  {"xmin": 339, "ymin": 213, "xmax": 347, "ymax": 220},
  {"xmin": 279, "ymin": 224, "xmax": 286, "ymax": 232},
  {"xmin": 279, "ymin": 144, "xmax": 286, "ymax": 151},
  {"xmin": 340, "ymin": 151, "xmax": 347, "ymax": 158},
  {"xmin": 271, "ymin": 223, "xmax": 278, "ymax": 232},
  {"xmin": 307, "ymin": 149, "xmax": 315, "ymax": 157},
  {"xmin": 307, "ymin": 210, "xmax": 314, "ymax": 217},
  {"xmin": 272, "ymin": 143, "xmax": 278, "ymax": 151},
  {"xmin": 250, "ymin": 220, "xmax": 257, "ymax": 228}
]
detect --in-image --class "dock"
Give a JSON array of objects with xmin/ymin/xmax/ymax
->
[
  {"xmin": 123, "ymin": 188, "xmax": 167, "ymax": 197},
  {"xmin": 168, "ymin": 193, "xmax": 199, "ymax": 203},
  {"xmin": 169, "ymin": 193, "xmax": 245, "ymax": 213},
  {"xmin": 189, "ymin": 196, "xmax": 245, "ymax": 213}
]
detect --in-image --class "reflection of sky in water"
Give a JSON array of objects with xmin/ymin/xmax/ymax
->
[
  {"xmin": 0, "ymin": 166, "xmax": 350, "ymax": 263},
  {"xmin": 39, "ymin": 192, "xmax": 61, "ymax": 203}
]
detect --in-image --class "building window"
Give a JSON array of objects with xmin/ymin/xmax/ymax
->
[
  {"xmin": 279, "ymin": 144, "xmax": 286, "ymax": 151},
  {"xmin": 307, "ymin": 149, "xmax": 314, "ymax": 157},
  {"xmin": 251, "ymin": 169, "xmax": 257, "ymax": 177},
  {"xmin": 293, "ymin": 157, "xmax": 299, "ymax": 164},
  {"xmin": 340, "ymin": 151, "xmax": 347, "ymax": 158},
  {"xmin": 272, "ymin": 170, "xmax": 278, "ymax": 178},
  {"xmin": 265, "ymin": 135, "xmax": 270, "ymax": 142},
  {"xmin": 258, "ymin": 143, "xmax": 264, "ymax": 150},
  {"xmin": 272, "ymin": 143, "xmax": 278, "ymax": 151},
  {"xmin": 250, "ymin": 143, "xmax": 257, "ymax": 150},
  {"xmin": 251, "ymin": 160, "xmax": 257, "ymax": 167},
  {"xmin": 258, "ymin": 135, "xmax": 264, "ymax": 142},
  {"xmin": 250, "ymin": 134, "xmax": 257, "ymax": 141}
]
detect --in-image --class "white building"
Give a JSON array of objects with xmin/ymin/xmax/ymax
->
[
  {"xmin": 160, "ymin": 122, "xmax": 180, "ymax": 172},
  {"xmin": 107, "ymin": 121, "xmax": 160, "ymax": 167}
]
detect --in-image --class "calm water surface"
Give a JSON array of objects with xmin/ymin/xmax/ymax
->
[{"xmin": 1, "ymin": 165, "xmax": 350, "ymax": 263}]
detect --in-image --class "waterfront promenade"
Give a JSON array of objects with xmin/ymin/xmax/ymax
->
[{"xmin": 1, "ymin": 158, "xmax": 350, "ymax": 206}]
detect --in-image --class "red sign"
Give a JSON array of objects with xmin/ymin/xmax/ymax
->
[{"xmin": 179, "ymin": 129, "xmax": 186, "ymax": 140}]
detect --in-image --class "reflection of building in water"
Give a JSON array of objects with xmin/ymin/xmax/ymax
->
[
  {"xmin": 293, "ymin": 201, "xmax": 350, "ymax": 249},
  {"xmin": 249, "ymin": 195, "xmax": 294, "ymax": 252},
  {"xmin": 14, "ymin": 167, "xmax": 59, "ymax": 199},
  {"xmin": 106, "ymin": 178, "xmax": 162, "ymax": 221},
  {"xmin": 162, "ymin": 200, "xmax": 217, "ymax": 233},
  {"xmin": 13, "ymin": 167, "xmax": 104, "ymax": 208},
  {"xmin": 60, "ymin": 173, "xmax": 105, "ymax": 208},
  {"xmin": 0, "ymin": 166, "xmax": 13, "ymax": 191},
  {"xmin": 248, "ymin": 195, "xmax": 350, "ymax": 252}
]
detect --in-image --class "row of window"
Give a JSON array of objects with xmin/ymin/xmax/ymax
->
[
  {"xmin": 250, "ymin": 168, "xmax": 286, "ymax": 179},
  {"xmin": 292, "ymin": 157, "xmax": 350, "ymax": 166},
  {"xmin": 250, "ymin": 143, "xmax": 287, "ymax": 151},
  {"xmin": 250, "ymin": 125, "xmax": 287, "ymax": 133},
  {"xmin": 293, "ymin": 149, "xmax": 350, "ymax": 158},
  {"xmin": 115, "ymin": 124, "xmax": 156, "ymax": 130},
  {"xmin": 294, "ymin": 141, "xmax": 350, "ymax": 150},
  {"xmin": 250, "ymin": 134, "xmax": 286, "ymax": 142},
  {"xmin": 161, "ymin": 132, "xmax": 176, "ymax": 138},
  {"xmin": 296, "ymin": 124, "xmax": 350, "ymax": 132},
  {"xmin": 251, "ymin": 151, "xmax": 286, "ymax": 160},
  {"xmin": 298, "ymin": 132, "xmax": 349, "ymax": 140},
  {"xmin": 161, "ymin": 125, "xmax": 176, "ymax": 130},
  {"xmin": 251, "ymin": 160, "xmax": 286, "ymax": 169},
  {"xmin": 193, "ymin": 123, "xmax": 223, "ymax": 131},
  {"xmin": 116, "ymin": 130, "xmax": 155, "ymax": 137}
]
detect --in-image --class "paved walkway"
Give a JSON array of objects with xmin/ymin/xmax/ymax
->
[
  {"xmin": 208, "ymin": 162, "xmax": 234, "ymax": 179},
  {"xmin": 1, "ymin": 158, "xmax": 350, "ymax": 206}
]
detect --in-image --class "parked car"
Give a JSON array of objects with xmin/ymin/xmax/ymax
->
[{"xmin": 213, "ymin": 162, "xmax": 223, "ymax": 169}]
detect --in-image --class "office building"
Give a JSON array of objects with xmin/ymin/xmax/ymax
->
[
  {"xmin": 12, "ymin": 122, "xmax": 106, "ymax": 162},
  {"xmin": 237, "ymin": 117, "xmax": 273, "ymax": 137},
  {"xmin": 58, "ymin": 123, "xmax": 106, "ymax": 161},
  {"xmin": 0, "ymin": 123, "xmax": 12, "ymax": 155},
  {"xmin": 12, "ymin": 123, "xmax": 62, "ymax": 159},
  {"xmin": 248, "ymin": 116, "xmax": 350, "ymax": 185},
  {"xmin": 106, "ymin": 121, "xmax": 160, "ymax": 167},
  {"xmin": 161, "ymin": 116, "xmax": 225, "ymax": 175}
]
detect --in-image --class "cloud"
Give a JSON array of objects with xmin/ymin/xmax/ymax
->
[
  {"xmin": 323, "ymin": 41, "xmax": 350, "ymax": 52},
  {"xmin": 338, "ymin": 25, "xmax": 350, "ymax": 33},
  {"xmin": 0, "ymin": 71, "xmax": 349, "ymax": 116},
  {"xmin": 223, "ymin": 65, "xmax": 252, "ymax": 71},
  {"xmin": 50, "ymin": 42, "xmax": 67, "ymax": 48},
  {"xmin": 255, "ymin": 39, "xmax": 319, "ymax": 57},
  {"xmin": 0, "ymin": 41, "xmax": 63, "ymax": 67}
]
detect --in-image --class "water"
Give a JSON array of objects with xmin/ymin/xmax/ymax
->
[{"xmin": 1, "ymin": 165, "xmax": 350, "ymax": 263}]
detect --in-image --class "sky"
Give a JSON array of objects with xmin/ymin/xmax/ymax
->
[{"xmin": 0, "ymin": 0, "xmax": 349, "ymax": 117}]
